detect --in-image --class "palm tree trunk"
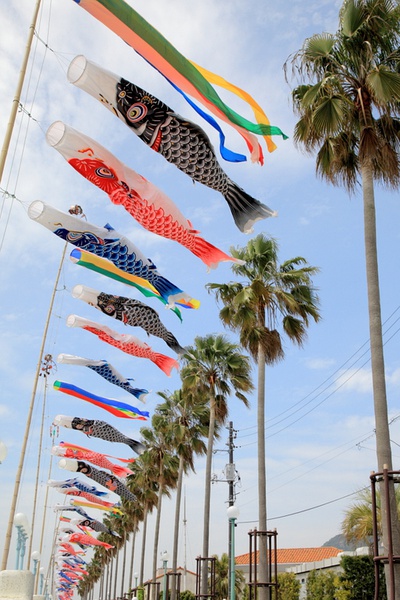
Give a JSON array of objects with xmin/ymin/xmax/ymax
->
[
  {"xmin": 129, "ymin": 529, "xmax": 137, "ymax": 594},
  {"xmin": 152, "ymin": 485, "xmax": 164, "ymax": 584},
  {"xmin": 121, "ymin": 535, "xmax": 128, "ymax": 598},
  {"xmin": 113, "ymin": 549, "xmax": 120, "ymax": 600},
  {"xmin": 105, "ymin": 561, "xmax": 110, "ymax": 600},
  {"xmin": 257, "ymin": 341, "xmax": 269, "ymax": 600},
  {"xmin": 139, "ymin": 509, "xmax": 148, "ymax": 587},
  {"xmin": 171, "ymin": 457, "xmax": 184, "ymax": 600},
  {"xmin": 362, "ymin": 161, "xmax": 400, "ymax": 599},
  {"xmin": 201, "ymin": 393, "xmax": 216, "ymax": 595},
  {"xmin": 108, "ymin": 559, "xmax": 114, "ymax": 600}
]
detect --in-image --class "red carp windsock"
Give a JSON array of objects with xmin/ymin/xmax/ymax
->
[
  {"xmin": 67, "ymin": 314, "xmax": 179, "ymax": 376},
  {"xmin": 64, "ymin": 532, "xmax": 114, "ymax": 550},
  {"xmin": 46, "ymin": 120, "xmax": 249, "ymax": 262},
  {"xmin": 52, "ymin": 444, "xmax": 133, "ymax": 478}
]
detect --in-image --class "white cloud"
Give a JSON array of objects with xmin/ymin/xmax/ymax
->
[
  {"xmin": 336, "ymin": 368, "xmax": 373, "ymax": 393},
  {"xmin": 305, "ymin": 357, "xmax": 337, "ymax": 370}
]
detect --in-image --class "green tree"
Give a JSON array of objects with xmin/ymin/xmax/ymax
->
[
  {"xmin": 277, "ymin": 572, "xmax": 300, "ymax": 600},
  {"xmin": 306, "ymin": 570, "xmax": 337, "ymax": 600},
  {"xmin": 340, "ymin": 555, "xmax": 387, "ymax": 600},
  {"xmin": 208, "ymin": 235, "xmax": 320, "ymax": 595},
  {"xmin": 286, "ymin": 1, "xmax": 400, "ymax": 594},
  {"xmin": 213, "ymin": 552, "xmax": 245, "ymax": 600},
  {"xmin": 342, "ymin": 487, "xmax": 400, "ymax": 548},
  {"xmin": 181, "ymin": 334, "xmax": 253, "ymax": 594},
  {"xmin": 180, "ymin": 591, "xmax": 196, "ymax": 600}
]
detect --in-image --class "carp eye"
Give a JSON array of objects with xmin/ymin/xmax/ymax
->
[
  {"xmin": 95, "ymin": 166, "xmax": 114, "ymax": 179},
  {"xmin": 126, "ymin": 103, "xmax": 147, "ymax": 123}
]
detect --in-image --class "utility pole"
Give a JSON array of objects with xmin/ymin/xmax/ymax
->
[
  {"xmin": 226, "ymin": 422, "xmax": 237, "ymax": 598},
  {"xmin": 212, "ymin": 421, "xmax": 240, "ymax": 595}
]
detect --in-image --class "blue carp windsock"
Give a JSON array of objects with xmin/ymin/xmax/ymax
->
[
  {"xmin": 53, "ymin": 414, "xmax": 146, "ymax": 455},
  {"xmin": 67, "ymin": 314, "xmax": 179, "ymax": 376},
  {"xmin": 54, "ymin": 504, "xmax": 91, "ymax": 520},
  {"xmin": 67, "ymin": 56, "xmax": 278, "ymax": 233},
  {"xmin": 47, "ymin": 477, "xmax": 108, "ymax": 497},
  {"xmin": 46, "ymin": 120, "xmax": 249, "ymax": 262},
  {"xmin": 59, "ymin": 458, "xmax": 137, "ymax": 503},
  {"xmin": 72, "ymin": 284, "xmax": 185, "ymax": 355},
  {"xmin": 57, "ymin": 353, "xmax": 149, "ymax": 403},
  {"xmin": 27, "ymin": 200, "xmax": 197, "ymax": 312}
]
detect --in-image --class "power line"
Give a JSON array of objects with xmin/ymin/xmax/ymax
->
[{"xmin": 239, "ymin": 486, "xmax": 369, "ymax": 523}]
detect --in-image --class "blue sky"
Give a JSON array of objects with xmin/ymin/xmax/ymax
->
[{"xmin": 1, "ymin": 0, "xmax": 400, "ymax": 585}]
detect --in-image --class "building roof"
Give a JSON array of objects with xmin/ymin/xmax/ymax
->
[{"xmin": 235, "ymin": 547, "xmax": 343, "ymax": 566}]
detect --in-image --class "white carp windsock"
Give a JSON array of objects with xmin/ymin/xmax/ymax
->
[
  {"xmin": 59, "ymin": 458, "xmax": 137, "ymax": 503},
  {"xmin": 53, "ymin": 414, "xmax": 146, "ymax": 455},
  {"xmin": 72, "ymin": 284, "xmax": 185, "ymax": 355},
  {"xmin": 67, "ymin": 314, "xmax": 179, "ymax": 376},
  {"xmin": 46, "ymin": 120, "xmax": 246, "ymax": 266},
  {"xmin": 27, "ymin": 199, "xmax": 197, "ymax": 313}
]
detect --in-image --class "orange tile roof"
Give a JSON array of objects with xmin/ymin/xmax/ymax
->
[{"xmin": 235, "ymin": 547, "xmax": 343, "ymax": 565}]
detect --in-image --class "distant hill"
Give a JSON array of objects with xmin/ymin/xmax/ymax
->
[{"xmin": 322, "ymin": 534, "xmax": 359, "ymax": 551}]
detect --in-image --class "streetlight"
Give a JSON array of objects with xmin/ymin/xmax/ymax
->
[
  {"xmin": 134, "ymin": 572, "xmax": 138, "ymax": 589},
  {"xmin": 31, "ymin": 551, "xmax": 41, "ymax": 575},
  {"xmin": 227, "ymin": 505, "xmax": 240, "ymax": 600},
  {"xmin": 14, "ymin": 513, "xmax": 30, "ymax": 570},
  {"xmin": 161, "ymin": 551, "xmax": 169, "ymax": 600},
  {"xmin": 39, "ymin": 567, "xmax": 45, "ymax": 595}
]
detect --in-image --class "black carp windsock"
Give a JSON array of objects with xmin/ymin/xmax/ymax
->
[
  {"xmin": 53, "ymin": 414, "xmax": 145, "ymax": 455},
  {"xmin": 67, "ymin": 56, "xmax": 277, "ymax": 234},
  {"xmin": 59, "ymin": 458, "xmax": 137, "ymax": 503},
  {"xmin": 72, "ymin": 284, "xmax": 185, "ymax": 355}
]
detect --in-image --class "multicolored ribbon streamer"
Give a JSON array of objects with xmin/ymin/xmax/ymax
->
[{"xmin": 71, "ymin": 0, "xmax": 287, "ymax": 163}]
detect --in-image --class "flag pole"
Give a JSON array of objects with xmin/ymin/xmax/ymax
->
[
  {"xmin": 1, "ymin": 241, "xmax": 67, "ymax": 571},
  {"xmin": 0, "ymin": 0, "xmax": 42, "ymax": 184}
]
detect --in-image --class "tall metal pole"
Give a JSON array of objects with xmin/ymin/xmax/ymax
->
[
  {"xmin": 227, "ymin": 422, "xmax": 235, "ymax": 596},
  {"xmin": 0, "ymin": 0, "xmax": 42, "ymax": 183},
  {"xmin": 1, "ymin": 242, "xmax": 67, "ymax": 570},
  {"xmin": 227, "ymin": 506, "xmax": 239, "ymax": 600}
]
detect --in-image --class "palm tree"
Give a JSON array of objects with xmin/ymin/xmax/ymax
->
[
  {"xmin": 207, "ymin": 234, "xmax": 320, "ymax": 596},
  {"xmin": 156, "ymin": 389, "xmax": 209, "ymax": 600},
  {"xmin": 140, "ymin": 418, "xmax": 180, "ymax": 587},
  {"xmin": 213, "ymin": 552, "xmax": 245, "ymax": 600},
  {"xmin": 342, "ymin": 487, "xmax": 400, "ymax": 548},
  {"xmin": 181, "ymin": 334, "xmax": 253, "ymax": 594},
  {"xmin": 127, "ymin": 451, "xmax": 159, "ymax": 586},
  {"xmin": 285, "ymin": 0, "xmax": 400, "ymax": 593}
]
